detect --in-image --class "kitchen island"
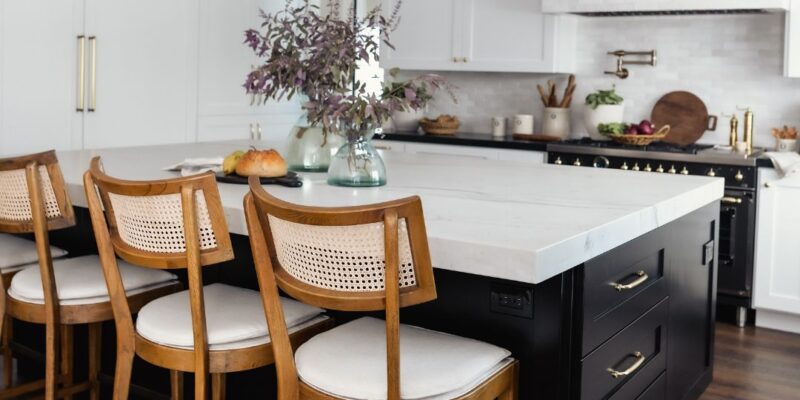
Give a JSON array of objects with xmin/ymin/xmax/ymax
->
[{"xmin": 23, "ymin": 140, "xmax": 723, "ymax": 399}]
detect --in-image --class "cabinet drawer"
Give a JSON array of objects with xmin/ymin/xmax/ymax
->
[
  {"xmin": 580, "ymin": 299, "xmax": 668, "ymax": 400},
  {"xmin": 635, "ymin": 371, "xmax": 666, "ymax": 400},
  {"xmin": 581, "ymin": 229, "xmax": 667, "ymax": 355}
]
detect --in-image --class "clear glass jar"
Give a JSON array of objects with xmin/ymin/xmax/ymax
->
[
  {"xmin": 327, "ymin": 125, "xmax": 386, "ymax": 187},
  {"xmin": 285, "ymin": 115, "xmax": 342, "ymax": 172}
]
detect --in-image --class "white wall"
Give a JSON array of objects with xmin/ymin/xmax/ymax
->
[{"xmin": 397, "ymin": 12, "xmax": 795, "ymax": 149}]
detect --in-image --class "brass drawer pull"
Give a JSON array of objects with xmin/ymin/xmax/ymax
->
[
  {"xmin": 607, "ymin": 351, "xmax": 646, "ymax": 379},
  {"xmin": 611, "ymin": 270, "xmax": 648, "ymax": 291},
  {"xmin": 721, "ymin": 196, "xmax": 742, "ymax": 204}
]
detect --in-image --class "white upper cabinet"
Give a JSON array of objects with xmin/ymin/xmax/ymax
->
[
  {"xmin": 82, "ymin": 0, "xmax": 198, "ymax": 149},
  {"xmin": 0, "ymin": 0, "xmax": 84, "ymax": 155},
  {"xmin": 196, "ymin": 0, "xmax": 301, "ymax": 142},
  {"xmin": 380, "ymin": 0, "xmax": 576, "ymax": 73}
]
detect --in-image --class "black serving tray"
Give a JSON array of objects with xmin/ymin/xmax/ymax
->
[{"xmin": 215, "ymin": 171, "xmax": 302, "ymax": 188}]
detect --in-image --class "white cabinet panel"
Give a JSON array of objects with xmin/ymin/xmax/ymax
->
[
  {"xmin": 197, "ymin": 0, "xmax": 301, "ymax": 141},
  {"xmin": 82, "ymin": 0, "xmax": 198, "ymax": 149},
  {"xmin": 754, "ymin": 168, "xmax": 800, "ymax": 330},
  {"xmin": 0, "ymin": 0, "xmax": 84, "ymax": 155},
  {"xmin": 496, "ymin": 149, "xmax": 546, "ymax": 164},
  {"xmin": 379, "ymin": 0, "xmax": 461, "ymax": 71},
  {"xmin": 404, "ymin": 142, "xmax": 496, "ymax": 159}
]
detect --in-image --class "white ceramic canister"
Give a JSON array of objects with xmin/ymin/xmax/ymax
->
[
  {"xmin": 512, "ymin": 114, "xmax": 534, "ymax": 135},
  {"xmin": 542, "ymin": 107, "xmax": 570, "ymax": 139}
]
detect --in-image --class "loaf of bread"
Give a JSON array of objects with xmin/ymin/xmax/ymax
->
[{"xmin": 234, "ymin": 149, "xmax": 288, "ymax": 178}]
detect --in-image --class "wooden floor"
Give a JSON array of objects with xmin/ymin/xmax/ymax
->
[
  {"xmin": 1, "ymin": 323, "xmax": 799, "ymax": 399},
  {"xmin": 700, "ymin": 323, "xmax": 800, "ymax": 400}
]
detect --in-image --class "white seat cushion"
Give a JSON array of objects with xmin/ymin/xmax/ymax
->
[
  {"xmin": 0, "ymin": 233, "xmax": 67, "ymax": 272},
  {"xmin": 8, "ymin": 254, "xmax": 178, "ymax": 305},
  {"xmin": 136, "ymin": 283, "xmax": 326, "ymax": 351},
  {"xmin": 295, "ymin": 317, "xmax": 512, "ymax": 400}
]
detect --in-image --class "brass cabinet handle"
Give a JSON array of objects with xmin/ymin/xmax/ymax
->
[
  {"xmin": 607, "ymin": 352, "xmax": 646, "ymax": 379},
  {"xmin": 721, "ymin": 196, "xmax": 743, "ymax": 204},
  {"xmin": 611, "ymin": 270, "xmax": 648, "ymax": 291},
  {"xmin": 374, "ymin": 145, "xmax": 392, "ymax": 150},
  {"xmin": 249, "ymin": 123, "xmax": 255, "ymax": 139},
  {"xmin": 256, "ymin": 123, "xmax": 262, "ymax": 140},
  {"xmin": 76, "ymin": 35, "xmax": 86, "ymax": 112},
  {"xmin": 88, "ymin": 36, "xmax": 97, "ymax": 112}
]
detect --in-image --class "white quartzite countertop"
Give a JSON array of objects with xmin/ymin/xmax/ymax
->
[{"xmin": 56, "ymin": 140, "xmax": 724, "ymax": 284}]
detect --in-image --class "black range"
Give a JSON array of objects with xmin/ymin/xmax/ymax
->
[{"xmin": 547, "ymin": 138, "xmax": 763, "ymax": 327}]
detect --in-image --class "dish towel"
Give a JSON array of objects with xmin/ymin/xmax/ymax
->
[
  {"xmin": 764, "ymin": 152, "xmax": 800, "ymax": 188},
  {"xmin": 164, "ymin": 158, "xmax": 224, "ymax": 177}
]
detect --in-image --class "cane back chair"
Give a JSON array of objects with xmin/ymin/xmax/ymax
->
[
  {"xmin": 0, "ymin": 150, "xmax": 180, "ymax": 400},
  {"xmin": 84, "ymin": 157, "xmax": 331, "ymax": 400},
  {"xmin": 244, "ymin": 177, "xmax": 519, "ymax": 400}
]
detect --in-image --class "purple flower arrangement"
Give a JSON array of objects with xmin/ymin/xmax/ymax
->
[{"xmin": 243, "ymin": 0, "xmax": 453, "ymax": 136}]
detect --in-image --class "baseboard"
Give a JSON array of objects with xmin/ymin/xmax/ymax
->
[{"xmin": 755, "ymin": 309, "xmax": 800, "ymax": 334}]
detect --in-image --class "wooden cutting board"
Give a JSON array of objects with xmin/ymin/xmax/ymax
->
[{"xmin": 651, "ymin": 91, "xmax": 716, "ymax": 146}]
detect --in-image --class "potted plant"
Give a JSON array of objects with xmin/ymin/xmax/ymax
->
[
  {"xmin": 383, "ymin": 69, "xmax": 435, "ymax": 132},
  {"xmin": 244, "ymin": 0, "xmax": 452, "ymax": 186},
  {"xmin": 583, "ymin": 87, "xmax": 625, "ymax": 141}
]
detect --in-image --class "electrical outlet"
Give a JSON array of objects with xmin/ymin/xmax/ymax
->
[{"xmin": 490, "ymin": 283, "xmax": 534, "ymax": 318}]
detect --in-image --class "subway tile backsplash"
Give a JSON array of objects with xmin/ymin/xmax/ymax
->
[{"xmin": 397, "ymin": 13, "xmax": 796, "ymax": 149}]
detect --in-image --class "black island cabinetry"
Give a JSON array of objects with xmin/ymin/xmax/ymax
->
[{"xmin": 16, "ymin": 202, "xmax": 718, "ymax": 399}]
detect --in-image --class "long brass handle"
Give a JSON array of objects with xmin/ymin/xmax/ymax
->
[
  {"xmin": 76, "ymin": 36, "xmax": 86, "ymax": 112},
  {"xmin": 611, "ymin": 271, "xmax": 648, "ymax": 291},
  {"xmin": 256, "ymin": 123, "xmax": 262, "ymax": 140},
  {"xmin": 721, "ymin": 196, "xmax": 743, "ymax": 204},
  {"xmin": 88, "ymin": 36, "xmax": 97, "ymax": 112},
  {"xmin": 607, "ymin": 352, "xmax": 646, "ymax": 379}
]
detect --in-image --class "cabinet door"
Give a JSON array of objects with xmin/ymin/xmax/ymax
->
[
  {"xmin": 379, "ymin": 0, "xmax": 462, "ymax": 71},
  {"xmin": 462, "ymin": 0, "xmax": 574, "ymax": 73},
  {"xmin": 404, "ymin": 143, "xmax": 496, "ymax": 159},
  {"xmin": 753, "ymin": 169, "xmax": 800, "ymax": 315},
  {"xmin": 82, "ymin": 0, "xmax": 197, "ymax": 149},
  {"xmin": 496, "ymin": 149, "xmax": 546, "ymax": 164},
  {"xmin": 196, "ymin": 0, "xmax": 300, "ymax": 141},
  {"xmin": 0, "ymin": 0, "xmax": 84, "ymax": 155}
]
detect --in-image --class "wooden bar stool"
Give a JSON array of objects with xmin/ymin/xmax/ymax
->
[
  {"xmin": 0, "ymin": 150, "xmax": 181, "ymax": 400},
  {"xmin": 244, "ymin": 178, "xmax": 519, "ymax": 400},
  {"xmin": 84, "ymin": 157, "xmax": 332, "ymax": 400},
  {"xmin": 0, "ymin": 231, "xmax": 68, "ymax": 388}
]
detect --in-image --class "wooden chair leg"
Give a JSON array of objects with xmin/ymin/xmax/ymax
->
[
  {"xmin": 195, "ymin": 371, "xmax": 207, "ymax": 400},
  {"xmin": 44, "ymin": 322, "xmax": 60, "ymax": 400},
  {"xmin": 498, "ymin": 362, "xmax": 519, "ymax": 400},
  {"xmin": 60, "ymin": 324, "xmax": 74, "ymax": 400},
  {"xmin": 170, "ymin": 370, "xmax": 184, "ymax": 400},
  {"xmin": 88, "ymin": 323, "xmax": 102, "ymax": 400},
  {"xmin": 211, "ymin": 373, "xmax": 225, "ymax": 400},
  {"xmin": 2, "ymin": 316, "xmax": 12, "ymax": 388},
  {"xmin": 112, "ymin": 347, "xmax": 134, "ymax": 400}
]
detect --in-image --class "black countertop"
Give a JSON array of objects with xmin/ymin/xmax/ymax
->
[
  {"xmin": 379, "ymin": 131, "xmax": 776, "ymax": 168},
  {"xmin": 378, "ymin": 131, "xmax": 549, "ymax": 152}
]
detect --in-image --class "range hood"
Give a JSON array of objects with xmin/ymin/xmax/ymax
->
[{"xmin": 542, "ymin": 0, "xmax": 790, "ymax": 16}]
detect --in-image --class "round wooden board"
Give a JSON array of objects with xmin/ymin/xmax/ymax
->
[{"xmin": 651, "ymin": 91, "xmax": 709, "ymax": 146}]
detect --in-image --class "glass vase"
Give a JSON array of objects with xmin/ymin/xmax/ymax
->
[
  {"xmin": 285, "ymin": 116, "xmax": 342, "ymax": 172},
  {"xmin": 327, "ymin": 127, "xmax": 387, "ymax": 187}
]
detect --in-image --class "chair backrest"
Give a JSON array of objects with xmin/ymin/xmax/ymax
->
[
  {"xmin": 245, "ymin": 177, "xmax": 436, "ymax": 312},
  {"xmin": 84, "ymin": 156, "xmax": 234, "ymax": 395},
  {"xmin": 0, "ymin": 150, "xmax": 75, "ymax": 233},
  {"xmin": 85, "ymin": 157, "xmax": 233, "ymax": 269},
  {"xmin": 244, "ymin": 177, "xmax": 437, "ymax": 400}
]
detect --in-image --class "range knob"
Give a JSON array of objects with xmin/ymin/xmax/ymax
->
[
  {"xmin": 573, "ymin": 158, "xmax": 582, "ymax": 166},
  {"xmin": 707, "ymin": 169, "xmax": 716, "ymax": 177},
  {"xmin": 735, "ymin": 170, "xmax": 744, "ymax": 182},
  {"xmin": 656, "ymin": 164, "xmax": 665, "ymax": 173},
  {"xmin": 644, "ymin": 163, "xmax": 652, "ymax": 172},
  {"xmin": 632, "ymin": 163, "xmax": 640, "ymax": 171},
  {"xmin": 592, "ymin": 156, "xmax": 610, "ymax": 168},
  {"xmin": 668, "ymin": 165, "xmax": 677, "ymax": 174},
  {"xmin": 620, "ymin": 162, "xmax": 629, "ymax": 170},
  {"xmin": 680, "ymin": 167, "xmax": 689, "ymax": 175},
  {"xmin": 554, "ymin": 156, "xmax": 562, "ymax": 165}
]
